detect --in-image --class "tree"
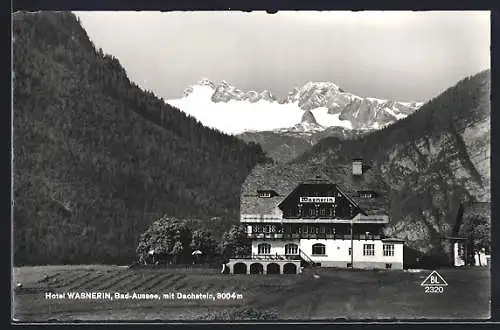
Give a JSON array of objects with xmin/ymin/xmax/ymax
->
[
  {"xmin": 136, "ymin": 216, "xmax": 192, "ymax": 265},
  {"xmin": 171, "ymin": 241, "xmax": 184, "ymax": 265},
  {"xmin": 190, "ymin": 229, "xmax": 218, "ymax": 264},
  {"xmin": 458, "ymin": 214, "xmax": 490, "ymax": 266},
  {"xmin": 220, "ymin": 224, "xmax": 251, "ymax": 261}
]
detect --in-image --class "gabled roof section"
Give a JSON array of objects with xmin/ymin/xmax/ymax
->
[
  {"xmin": 240, "ymin": 162, "xmax": 390, "ymax": 217},
  {"xmin": 463, "ymin": 202, "xmax": 491, "ymax": 219}
]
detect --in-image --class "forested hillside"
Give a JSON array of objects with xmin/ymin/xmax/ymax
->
[
  {"xmin": 12, "ymin": 11, "xmax": 271, "ymax": 265},
  {"xmin": 297, "ymin": 70, "xmax": 490, "ymax": 259}
]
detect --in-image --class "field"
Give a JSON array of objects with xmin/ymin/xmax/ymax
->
[{"xmin": 12, "ymin": 265, "xmax": 491, "ymax": 321}]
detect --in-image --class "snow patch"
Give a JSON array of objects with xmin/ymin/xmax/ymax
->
[
  {"xmin": 311, "ymin": 107, "xmax": 353, "ymax": 130},
  {"xmin": 383, "ymin": 107, "xmax": 407, "ymax": 120},
  {"xmin": 167, "ymin": 86, "xmax": 304, "ymax": 135},
  {"xmin": 366, "ymin": 97, "xmax": 388, "ymax": 104}
]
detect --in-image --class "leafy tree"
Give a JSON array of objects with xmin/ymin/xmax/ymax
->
[
  {"xmin": 136, "ymin": 216, "xmax": 192, "ymax": 265},
  {"xmin": 220, "ymin": 224, "xmax": 251, "ymax": 261},
  {"xmin": 459, "ymin": 214, "xmax": 491, "ymax": 265},
  {"xmin": 190, "ymin": 229, "xmax": 218, "ymax": 264},
  {"xmin": 171, "ymin": 241, "xmax": 184, "ymax": 265}
]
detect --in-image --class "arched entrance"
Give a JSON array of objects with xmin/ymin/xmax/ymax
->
[
  {"xmin": 233, "ymin": 263, "xmax": 247, "ymax": 274},
  {"xmin": 250, "ymin": 263, "xmax": 264, "ymax": 274},
  {"xmin": 267, "ymin": 263, "xmax": 280, "ymax": 275},
  {"xmin": 283, "ymin": 263, "xmax": 297, "ymax": 274}
]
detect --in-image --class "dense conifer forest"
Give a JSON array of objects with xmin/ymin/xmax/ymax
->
[
  {"xmin": 12, "ymin": 11, "xmax": 271, "ymax": 265},
  {"xmin": 296, "ymin": 69, "xmax": 490, "ymax": 165}
]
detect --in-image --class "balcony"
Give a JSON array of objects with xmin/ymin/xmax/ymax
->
[
  {"xmin": 233, "ymin": 254, "xmax": 301, "ymax": 261},
  {"xmin": 247, "ymin": 233, "xmax": 382, "ymax": 240}
]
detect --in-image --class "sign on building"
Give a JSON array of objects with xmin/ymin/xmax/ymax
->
[{"xmin": 299, "ymin": 196, "xmax": 336, "ymax": 203}]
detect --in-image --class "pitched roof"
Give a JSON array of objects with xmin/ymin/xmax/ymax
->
[
  {"xmin": 462, "ymin": 202, "xmax": 491, "ymax": 219},
  {"xmin": 240, "ymin": 162, "xmax": 390, "ymax": 218}
]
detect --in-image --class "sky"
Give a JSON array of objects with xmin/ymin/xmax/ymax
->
[{"xmin": 75, "ymin": 11, "xmax": 490, "ymax": 103}]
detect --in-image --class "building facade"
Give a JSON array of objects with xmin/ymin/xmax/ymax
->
[
  {"xmin": 448, "ymin": 201, "xmax": 491, "ymax": 267},
  {"xmin": 226, "ymin": 160, "xmax": 405, "ymax": 274}
]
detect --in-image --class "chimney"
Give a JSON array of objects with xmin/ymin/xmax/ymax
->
[{"xmin": 352, "ymin": 158, "xmax": 363, "ymax": 176}]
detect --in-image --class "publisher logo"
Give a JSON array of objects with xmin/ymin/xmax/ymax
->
[{"xmin": 420, "ymin": 270, "xmax": 448, "ymax": 294}]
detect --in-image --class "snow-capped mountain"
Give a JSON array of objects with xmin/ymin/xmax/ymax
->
[{"xmin": 165, "ymin": 78, "xmax": 423, "ymax": 135}]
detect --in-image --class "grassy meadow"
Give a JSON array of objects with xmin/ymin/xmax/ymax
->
[{"xmin": 12, "ymin": 265, "xmax": 490, "ymax": 321}]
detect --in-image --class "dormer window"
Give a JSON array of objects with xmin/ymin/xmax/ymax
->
[
  {"xmin": 257, "ymin": 190, "xmax": 278, "ymax": 198},
  {"xmin": 357, "ymin": 190, "xmax": 378, "ymax": 199}
]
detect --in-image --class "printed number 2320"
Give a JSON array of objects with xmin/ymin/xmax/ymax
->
[{"xmin": 424, "ymin": 286, "xmax": 444, "ymax": 294}]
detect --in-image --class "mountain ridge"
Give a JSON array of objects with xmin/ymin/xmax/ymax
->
[
  {"xmin": 294, "ymin": 69, "xmax": 491, "ymax": 257},
  {"xmin": 166, "ymin": 78, "xmax": 423, "ymax": 135},
  {"xmin": 12, "ymin": 11, "xmax": 271, "ymax": 265}
]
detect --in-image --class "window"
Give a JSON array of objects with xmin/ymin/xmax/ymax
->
[
  {"xmin": 319, "ymin": 208, "xmax": 326, "ymax": 217},
  {"xmin": 383, "ymin": 244, "xmax": 395, "ymax": 256},
  {"xmin": 312, "ymin": 243, "xmax": 326, "ymax": 255},
  {"xmin": 286, "ymin": 208, "xmax": 299, "ymax": 218},
  {"xmin": 285, "ymin": 243, "xmax": 298, "ymax": 255},
  {"xmin": 258, "ymin": 243, "xmax": 271, "ymax": 254},
  {"xmin": 363, "ymin": 244, "xmax": 375, "ymax": 256},
  {"xmin": 258, "ymin": 190, "xmax": 277, "ymax": 198}
]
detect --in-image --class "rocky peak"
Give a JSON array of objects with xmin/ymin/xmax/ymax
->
[
  {"xmin": 206, "ymin": 80, "xmax": 277, "ymax": 103},
  {"xmin": 301, "ymin": 110, "xmax": 318, "ymax": 125},
  {"xmin": 197, "ymin": 78, "xmax": 216, "ymax": 89}
]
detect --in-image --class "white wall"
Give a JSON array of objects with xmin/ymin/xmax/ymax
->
[
  {"xmin": 299, "ymin": 239, "xmax": 402, "ymax": 264},
  {"xmin": 453, "ymin": 242, "xmax": 466, "ymax": 267},
  {"xmin": 251, "ymin": 238, "xmax": 403, "ymax": 264}
]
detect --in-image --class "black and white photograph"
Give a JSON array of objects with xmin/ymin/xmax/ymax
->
[{"xmin": 12, "ymin": 10, "xmax": 491, "ymax": 321}]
